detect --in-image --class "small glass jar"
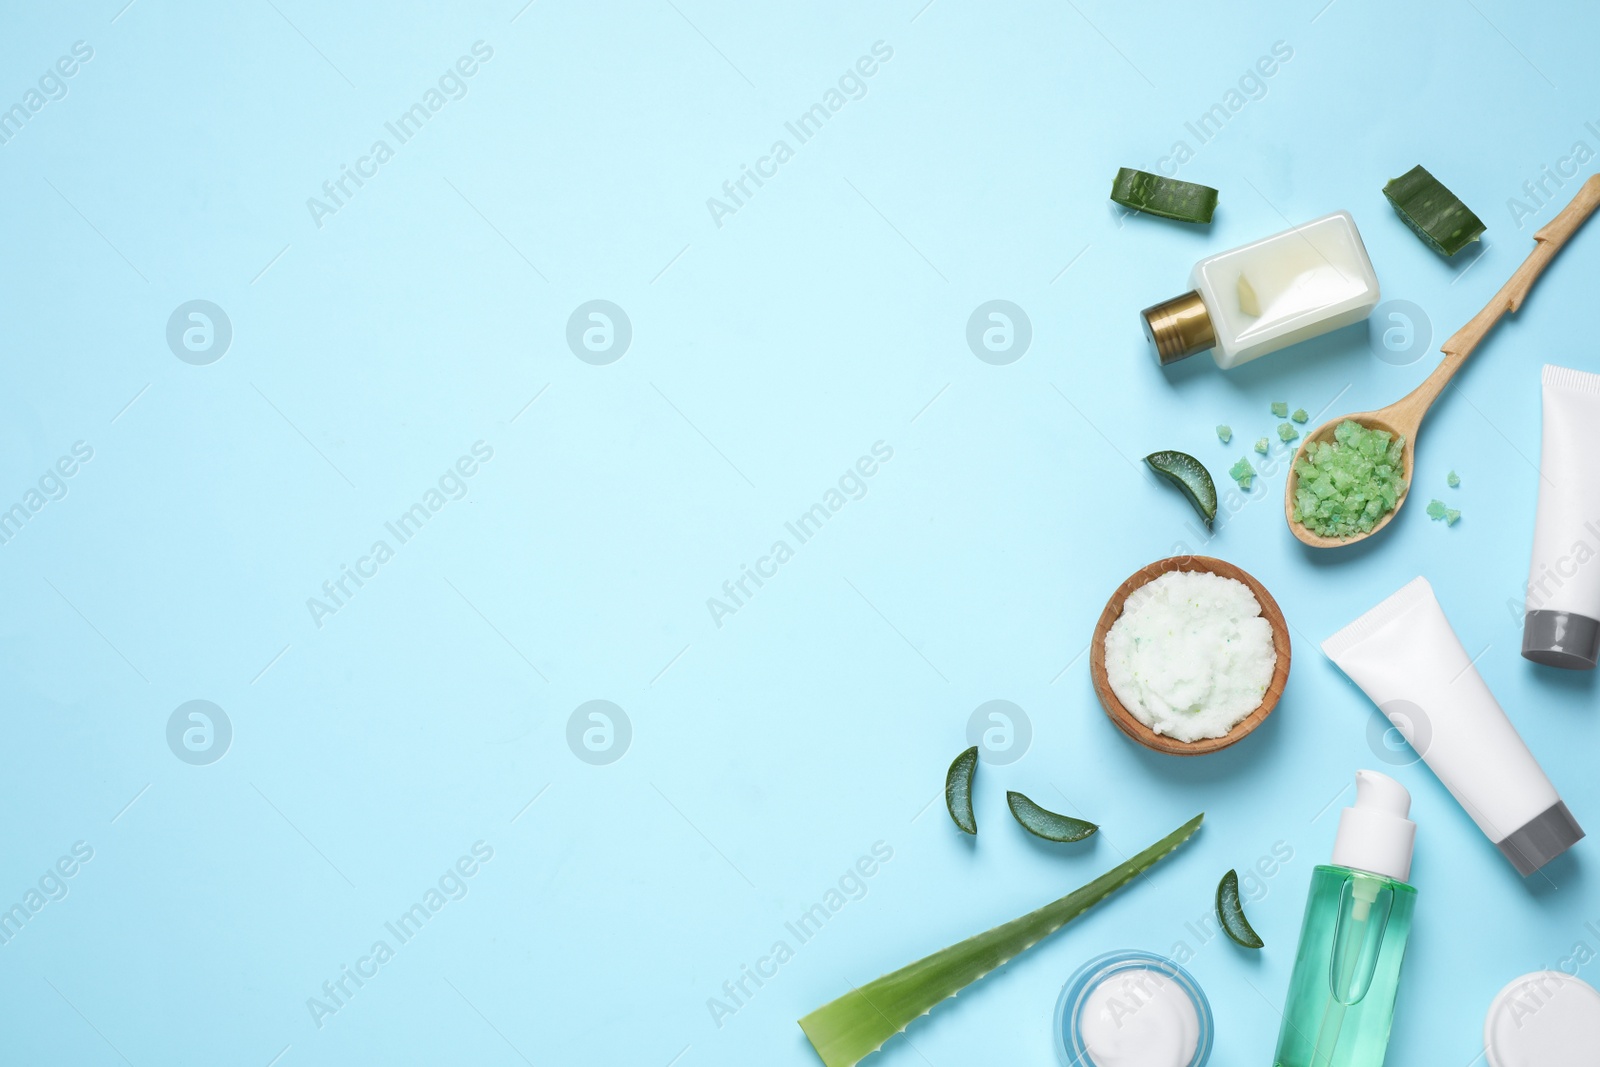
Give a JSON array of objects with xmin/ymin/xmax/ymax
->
[{"xmin": 1054, "ymin": 950, "xmax": 1213, "ymax": 1067}]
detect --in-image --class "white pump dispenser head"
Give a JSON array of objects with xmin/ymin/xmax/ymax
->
[{"xmin": 1331, "ymin": 770, "xmax": 1416, "ymax": 883}]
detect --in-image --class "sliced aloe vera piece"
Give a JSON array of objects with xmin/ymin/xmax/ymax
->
[
  {"xmin": 1110, "ymin": 168, "xmax": 1218, "ymax": 224},
  {"xmin": 1145, "ymin": 450, "xmax": 1217, "ymax": 529},
  {"xmin": 1006, "ymin": 791, "xmax": 1098, "ymax": 843},
  {"xmin": 944, "ymin": 746, "xmax": 978, "ymax": 835},
  {"xmin": 798, "ymin": 813, "xmax": 1204, "ymax": 1067},
  {"xmin": 1384, "ymin": 165, "xmax": 1485, "ymax": 256},
  {"xmin": 1216, "ymin": 868, "xmax": 1264, "ymax": 948}
]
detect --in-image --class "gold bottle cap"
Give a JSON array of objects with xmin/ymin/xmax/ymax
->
[{"xmin": 1141, "ymin": 291, "xmax": 1216, "ymax": 365}]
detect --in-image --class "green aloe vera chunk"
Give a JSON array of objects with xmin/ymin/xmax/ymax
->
[
  {"xmin": 945, "ymin": 746, "xmax": 978, "ymax": 835},
  {"xmin": 1217, "ymin": 424, "xmax": 1232, "ymax": 443},
  {"xmin": 1271, "ymin": 401, "xmax": 1289, "ymax": 418},
  {"xmin": 1216, "ymin": 868, "xmax": 1264, "ymax": 949},
  {"xmin": 1384, "ymin": 165, "xmax": 1486, "ymax": 256},
  {"xmin": 1254, "ymin": 438, "xmax": 1270, "ymax": 455},
  {"xmin": 1110, "ymin": 168, "xmax": 1218, "ymax": 224},
  {"xmin": 1229, "ymin": 456, "xmax": 1255, "ymax": 490},
  {"xmin": 1145, "ymin": 450, "xmax": 1217, "ymax": 529},
  {"xmin": 1006, "ymin": 791, "xmax": 1098, "ymax": 843},
  {"xmin": 798, "ymin": 813, "xmax": 1205, "ymax": 1067},
  {"xmin": 1278, "ymin": 422, "xmax": 1299, "ymax": 443}
]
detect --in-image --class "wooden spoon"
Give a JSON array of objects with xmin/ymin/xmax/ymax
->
[{"xmin": 1286, "ymin": 173, "xmax": 1600, "ymax": 548}]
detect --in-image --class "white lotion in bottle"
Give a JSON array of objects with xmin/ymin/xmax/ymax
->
[{"xmin": 1142, "ymin": 211, "xmax": 1381, "ymax": 369}]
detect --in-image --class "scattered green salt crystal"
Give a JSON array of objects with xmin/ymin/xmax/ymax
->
[
  {"xmin": 1290, "ymin": 419, "xmax": 1409, "ymax": 539},
  {"xmin": 1448, "ymin": 470, "xmax": 1460, "ymax": 488},
  {"xmin": 1229, "ymin": 457, "xmax": 1255, "ymax": 490},
  {"xmin": 1292, "ymin": 408, "xmax": 1309, "ymax": 423},
  {"xmin": 1217, "ymin": 425, "xmax": 1232, "ymax": 443},
  {"xmin": 1427, "ymin": 499, "xmax": 1461, "ymax": 525},
  {"xmin": 1254, "ymin": 437, "xmax": 1269, "ymax": 454},
  {"xmin": 1271, "ymin": 401, "xmax": 1288, "ymax": 418},
  {"xmin": 1278, "ymin": 422, "xmax": 1299, "ymax": 442}
]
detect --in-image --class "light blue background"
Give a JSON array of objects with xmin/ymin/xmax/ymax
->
[{"xmin": 2, "ymin": 1, "xmax": 1598, "ymax": 1064}]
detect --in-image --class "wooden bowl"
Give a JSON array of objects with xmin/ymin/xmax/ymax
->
[{"xmin": 1089, "ymin": 555, "xmax": 1291, "ymax": 756}]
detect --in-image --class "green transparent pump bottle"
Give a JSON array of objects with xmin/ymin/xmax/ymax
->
[{"xmin": 1273, "ymin": 771, "xmax": 1418, "ymax": 1067}]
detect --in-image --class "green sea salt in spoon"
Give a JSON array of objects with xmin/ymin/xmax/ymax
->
[{"xmin": 1292, "ymin": 420, "xmax": 1408, "ymax": 539}]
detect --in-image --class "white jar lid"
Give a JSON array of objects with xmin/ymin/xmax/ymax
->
[{"xmin": 1485, "ymin": 970, "xmax": 1600, "ymax": 1067}]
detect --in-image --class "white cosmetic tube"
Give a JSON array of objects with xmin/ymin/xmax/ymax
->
[
  {"xmin": 1324, "ymin": 577, "xmax": 1583, "ymax": 876},
  {"xmin": 1523, "ymin": 365, "xmax": 1600, "ymax": 669}
]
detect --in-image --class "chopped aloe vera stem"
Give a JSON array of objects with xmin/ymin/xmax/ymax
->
[
  {"xmin": 1292, "ymin": 420, "xmax": 1408, "ymax": 538},
  {"xmin": 1217, "ymin": 425, "xmax": 1232, "ymax": 443},
  {"xmin": 1384, "ymin": 165, "xmax": 1486, "ymax": 257},
  {"xmin": 1446, "ymin": 507, "xmax": 1461, "ymax": 525},
  {"xmin": 1292, "ymin": 408, "xmax": 1309, "ymax": 423},
  {"xmin": 1109, "ymin": 168, "xmax": 1218, "ymax": 224},
  {"xmin": 1237, "ymin": 275, "xmax": 1261, "ymax": 317},
  {"xmin": 1426, "ymin": 499, "xmax": 1446, "ymax": 520},
  {"xmin": 1216, "ymin": 869, "xmax": 1264, "ymax": 949},
  {"xmin": 1278, "ymin": 422, "xmax": 1299, "ymax": 443},
  {"xmin": 1254, "ymin": 437, "xmax": 1269, "ymax": 455},
  {"xmin": 1229, "ymin": 457, "xmax": 1254, "ymax": 490},
  {"xmin": 1145, "ymin": 450, "xmax": 1218, "ymax": 529},
  {"xmin": 945, "ymin": 747, "xmax": 978, "ymax": 835},
  {"xmin": 1271, "ymin": 401, "xmax": 1288, "ymax": 418},
  {"xmin": 798, "ymin": 814, "xmax": 1204, "ymax": 1067},
  {"xmin": 1448, "ymin": 470, "xmax": 1460, "ymax": 488},
  {"xmin": 1006, "ymin": 792, "xmax": 1098, "ymax": 843}
]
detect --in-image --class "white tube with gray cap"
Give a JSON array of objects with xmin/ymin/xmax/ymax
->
[
  {"xmin": 1523, "ymin": 364, "xmax": 1600, "ymax": 669},
  {"xmin": 1323, "ymin": 576, "xmax": 1583, "ymax": 876}
]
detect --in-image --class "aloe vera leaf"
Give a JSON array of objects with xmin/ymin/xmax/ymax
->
[
  {"xmin": 1006, "ymin": 791, "xmax": 1098, "ymax": 843},
  {"xmin": 1110, "ymin": 168, "xmax": 1218, "ymax": 224},
  {"xmin": 944, "ymin": 746, "xmax": 978, "ymax": 835},
  {"xmin": 1145, "ymin": 450, "xmax": 1217, "ymax": 529},
  {"xmin": 1383, "ymin": 165, "xmax": 1485, "ymax": 256},
  {"xmin": 797, "ymin": 813, "xmax": 1204, "ymax": 1067},
  {"xmin": 1215, "ymin": 868, "xmax": 1264, "ymax": 949}
]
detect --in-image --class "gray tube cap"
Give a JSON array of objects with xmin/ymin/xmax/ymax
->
[
  {"xmin": 1498, "ymin": 801, "xmax": 1585, "ymax": 876},
  {"xmin": 1523, "ymin": 610, "xmax": 1600, "ymax": 670}
]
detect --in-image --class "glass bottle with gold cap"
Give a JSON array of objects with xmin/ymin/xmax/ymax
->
[{"xmin": 1141, "ymin": 211, "xmax": 1381, "ymax": 369}]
